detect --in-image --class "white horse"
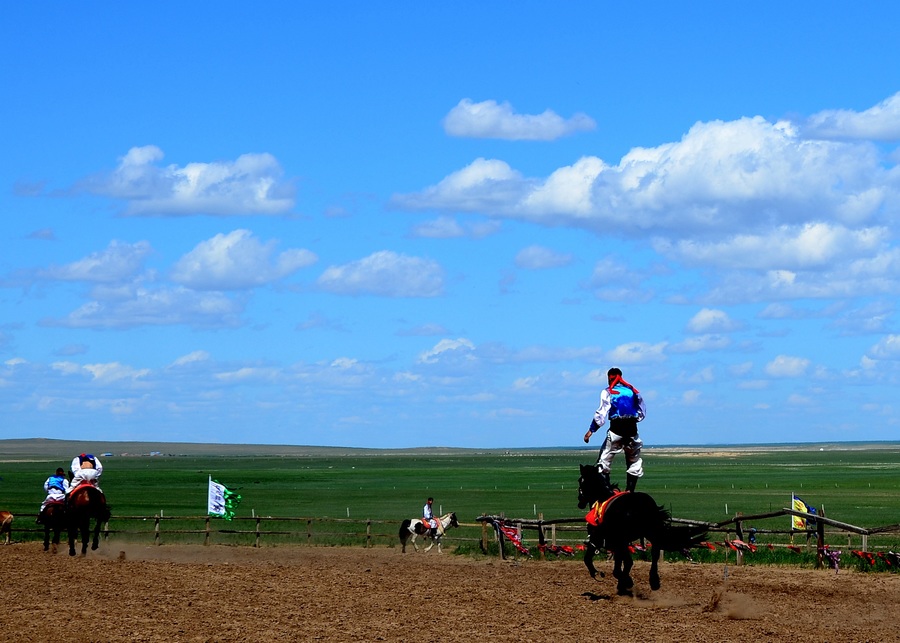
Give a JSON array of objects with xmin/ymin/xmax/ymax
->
[{"xmin": 398, "ymin": 512, "xmax": 458, "ymax": 553}]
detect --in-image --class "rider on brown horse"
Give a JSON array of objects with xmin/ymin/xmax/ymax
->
[{"xmin": 37, "ymin": 468, "xmax": 69, "ymax": 524}]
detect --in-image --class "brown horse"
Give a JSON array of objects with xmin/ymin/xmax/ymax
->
[
  {"xmin": 0, "ymin": 511, "xmax": 12, "ymax": 545},
  {"xmin": 67, "ymin": 485, "xmax": 110, "ymax": 556},
  {"xmin": 41, "ymin": 502, "xmax": 67, "ymax": 553}
]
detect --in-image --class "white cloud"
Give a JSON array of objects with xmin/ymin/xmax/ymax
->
[
  {"xmin": 52, "ymin": 360, "xmax": 150, "ymax": 383},
  {"xmin": 686, "ymin": 308, "xmax": 740, "ymax": 334},
  {"xmin": 865, "ymin": 335, "xmax": 900, "ymax": 361},
  {"xmin": 39, "ymin": 240, "xmax": 152, "ymax": 283},
  {"xmin": 443, "ymin": 99, "xmax": 595, "ymax": 141},
  {"xmin": 654, "ymin": 223, "xmax": 885, "ymax": 271},
  {"xmin": 802, "ymin": 92, "xmax": 900, "ymax": 141},
  {"xmin": 83, "ymin": 146, "xmax": 295, "ymax": 216},
  {"xmin": 172, "ymin": 351, "xmax": 211, "ymax": 367},
  {"xmin": 682, "ymin": 390, "xmax": 701, "ymax": 404},
  {"xmin": 171, "ymin": 229, "xmax": 317, "ymax": 290},
  {"xmin": 606, "ymin": 341, "xmax": 668, "ymax": 365},
  {"xmin": 409, "ymin": 216, "xmax": 500, "ymax": 239},
  {"xmin": 515, "ymin": 245, "xmax": 573, "ymax": 270},
  {"xmin": 670, "ymin": 335, "xmax": 731, "ymax": 353},
  {"xmin": 317, "ymin": 250, "xmax": 444, "ymax": 297},
  {"xmin": 764, "ymin": 355, "xmax": 810, "ymax": 377},
  {"xmin": 417, "ymin": 338, "xmax": 476, "ymax": 365},
  {"xmin": 398, "ymin": 115, "xmax": 893, "ymax": 234},
  {"xmin": 44, "ymin": 286, "xmax": 244, "ymax": 329}
]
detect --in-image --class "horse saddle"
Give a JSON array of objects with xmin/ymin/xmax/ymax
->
[{"xmin": 585, "ymin": 491, "xmax": 627, "ymax": 526}]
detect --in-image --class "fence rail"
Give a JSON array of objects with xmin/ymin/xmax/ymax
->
[{"xmin": 9, "ymin": 508, "xmax": 900, "ymax": 566}]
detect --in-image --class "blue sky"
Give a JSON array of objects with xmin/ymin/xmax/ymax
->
[{"xmin": 2, "ymin": 3, "xmax": 900, "ymax": 448}]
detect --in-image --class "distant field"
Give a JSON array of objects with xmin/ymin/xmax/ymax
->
[{"xmin": 3, "ymin": 439, "xmax": 899, "ymax": 531}]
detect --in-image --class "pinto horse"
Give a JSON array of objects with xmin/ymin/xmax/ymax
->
[
  {"xmin": 578, "ymin": 464, "xmax": 706, "ymax": 595},
  {"xmin": 41, "ymin": 502, "xmax": 67, "ymax": 553},
  {"xmin": 399, "ymin": 512, "xmax": 459, "ymax": 553},
  {"xmin": 67, "ymin": 485, "xmax": 110, "ymax": 556}
]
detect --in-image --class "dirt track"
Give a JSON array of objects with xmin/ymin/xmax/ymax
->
[{"xmin": 2, "ymin": 541, "xmax": 898, "ymax": 642}]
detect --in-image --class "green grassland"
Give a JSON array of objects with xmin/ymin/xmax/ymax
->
[{"xmin": 2, "ymin": 440, "xmax": 899, "ymax": 556}]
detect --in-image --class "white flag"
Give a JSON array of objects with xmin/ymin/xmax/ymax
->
[{"xmin": 208, "ymin": 476, "xmax": 241, "ymax": 520}]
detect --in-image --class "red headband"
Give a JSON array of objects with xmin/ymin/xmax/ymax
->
[{"xmin": 607, "ymin": 374, "xmax": 639, "ymax": 395}]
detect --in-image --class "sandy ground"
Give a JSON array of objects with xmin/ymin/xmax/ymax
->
[{"xmin": 1, "ymin": 541, "xmax": 898, "ymax": 642}]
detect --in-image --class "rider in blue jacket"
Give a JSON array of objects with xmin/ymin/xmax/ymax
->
[{"xmin": 583, "ymin": 367, "xmax": 646, "ymax": 492}]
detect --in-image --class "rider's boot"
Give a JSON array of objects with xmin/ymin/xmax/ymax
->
[{"xmin": 626, "ymin": 474, "xmax": 639, "ymax": 493}]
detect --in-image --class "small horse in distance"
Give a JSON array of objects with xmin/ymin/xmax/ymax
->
[
  {"xmin": 40, "ymin": 502, "xmax": 67, "ymax": 553},
  {"xmin": 399, "ymin": 512, "xmax": 459, "ymax": 553},
  {"xmin": 578, "ymin": 464, "xmax": 706, "ymax": 595},
  {"xmin": 0, "ymin": 511, "xmax": 12, "ymax": 545},
  {"xmin": 67, "ymin": 485, "xmax": 111, "ymax": 556}
]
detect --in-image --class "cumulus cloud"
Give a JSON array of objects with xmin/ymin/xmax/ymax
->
[
  {"xmin": 82, "ymin": 146, "xmax": 295, "ymax": 216},
  {"xmin": 670, "ymin": 335, "xmax": 731, "ymax": 353},
  {"xmin": 417, "ymin": 338, "xmax": 476, "ymax": 365},
  {"xmin": 654, "ymin": 223, "xmax": 886, "ymax": 271},
  {"xmin": 317, "ymin": 251, "xmax": 444, "ymax": 297},
  {"xmin": 865, "ymin": 334, "xmax": 900, "ymax": 361},
  {"xmin": 52, "ymin": 360, "xmax": 150, "ymax": 383},
  {"xmin": 686, "ymin": 308, "xmax": 740, "ymax": 334},
  {"xmin": 515, "ymin": 245, "xmax": 573, "ymax": 269},
  {"xmin": 171, "ymin": 229, "xmax": 317, "ymax": 290},
  {"xmin": 764, "ymin": 355, "xmax": 810, "ymax": 377},
  {"xmin": 443, "ymin": 99, "xmax": 596, "ymax": 141},
  {"xmin": 43, "ymin": 286, "xmax": 244, "ymax": 329},
  {"xmin": 38, "ymin": 240, "xmax": 152, "ymax": 283},
  {"xmin": 397, "ymin": 115, "xmax": 893, "ymax": 234},
  {"xmin": 606, "ymin": 341, "xmax": 667, "ymax": 365},
  {"xmin": 801, "ymin": 91, "xmax": 900, "ymax": 141}
]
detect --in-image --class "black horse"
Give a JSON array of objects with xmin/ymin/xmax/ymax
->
[
  {"xmin": 67, "ymin": 485, "xmax": 111, "ymax": 556},
  {"xmin": 577, "ymin": 464, "xmax": 706, "ymax": 595},
  {"xmin": 40, "ymin": 502, "xmax": 67, "ymax": 553}
]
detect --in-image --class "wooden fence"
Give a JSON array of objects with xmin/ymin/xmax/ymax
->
[
  {"xmin": 476, "ymin": 507, "xmax": 900, "ymax": 567},
  {"xmin": 9, "ymin": 507, "xmax": 900, "ymax": 568}
]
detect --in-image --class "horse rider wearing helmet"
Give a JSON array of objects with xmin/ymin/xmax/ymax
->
[{"xmin": 69, "ymin": 453, "xmax": 104, "ymax": 493}]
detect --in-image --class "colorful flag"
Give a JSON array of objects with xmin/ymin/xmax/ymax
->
[
  {"xmin": 792, "ymin": 494, "xmax": 812, "ymax": 530},
  {"xmin": 208, "ymin": 476, "xmax": 242, "ymax": 520}
]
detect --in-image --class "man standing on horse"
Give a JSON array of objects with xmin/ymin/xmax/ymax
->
[
  {"xmin": 37, "ymin": 467, "xmax": 69, "ymax": 523},
  {"xmin": 69, "ymin": 453, "xmax": 103, "ymax": 492},
  {"xmin": 583, "ymin": 367, "xmax": 646, "ymax": 493}
]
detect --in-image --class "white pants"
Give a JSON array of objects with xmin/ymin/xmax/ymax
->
[
  {"xmin": 597, "ymin": 431, "xmax": 643, "ymax": 477},
  {"xmin": 40, "ymin": 490, "xmax": 66, "ymax": 512},
  {"xmin": 70, "ymin": 468, "xmax": 102, "ymax": 491}
]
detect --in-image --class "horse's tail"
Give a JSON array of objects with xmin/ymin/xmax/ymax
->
[
  {"xmin": 655, "ymin": 521, "xmax": 708, "ymax": 552},
  {"xmin": 399, "ymin": 519, "xmax": 412, "ymax": 541}
]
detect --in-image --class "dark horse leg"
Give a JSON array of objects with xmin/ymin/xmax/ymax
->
[
  {"xmin": 613, "ymin": 549, "xmax": 634, "ymax": 595},
  {"xmin": 583, "ymin": 527, "xmax": 606, "ymax": 580},
  {"xmin": 649, "ymin": 544, "xmax": 661, "ymax": 590}
]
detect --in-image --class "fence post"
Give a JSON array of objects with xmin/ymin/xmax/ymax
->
[
  {"xmin": 816, "ymin": 519, "xmax": 825, "ymax": 568},
  {"xmin": 204, "ymin": 517, "xmax": 210, "ymax": 546},
  {"xmin": 366, "ymin": 519, "xmax": 372, "ymax": 548},
  {"xmin": 481, "ymin": 519, "xmax": 488, "ymax": 554},
  {"xmin": 154, "ymin": 515, "xmax": 160, "ymax": 545},
  {"xmin": 537, "ymin": 513, "xmax": 545, "ymax": 560},
  {"xmin": 307, "ymin": 518, "xmax": 312, "ymax": 545},
  {"xmin": 735, "ymin": 515, "xmax": 744, "ymax": 566},
  {"xmin": 255, "ymin": 516, "xmax": 261, "ymax": 548}
]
